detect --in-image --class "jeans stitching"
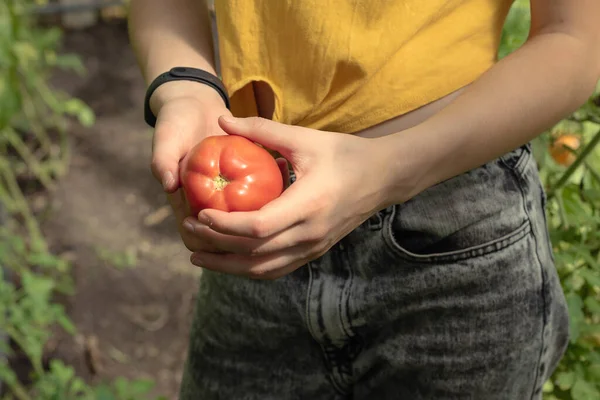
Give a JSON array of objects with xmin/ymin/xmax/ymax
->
[
  {"xmin": 305, "ymin": 262, "xmax": 319, "ymax": 341},
  {"xmin": 338, "ymin": 245, "xmax": 354, "ymax": 340},
  {"xmin": 499, "ymin": 143, "xmax": 532, "ymax": 177},
  {"xmin": 499, "ymin": 152, "xmax": 549, "ymax": 399},
  {"xmin": 367, "ymin": 211, "xmax": 383, "ymax": 230},
  {"xmin": 512, "ymin": 173, "xmax": 549, "ymax": 400},
  {"xmin": 383, "ymin": 206, "xmax": 532, "ymax": 263},
  {"xmin": 322, "ymin": 345, "xmax": 353, "ymax": 394},
  {"xmin": 305, "ymin": 261, "xmax": 353, "ymax": 395},
  {"xmin": 329, "ymin": 364, "xmax": 351, "ymax": 395},
  {"xmin": 325, "ymin": 346, "xmax": 356, "ymax": 394}
]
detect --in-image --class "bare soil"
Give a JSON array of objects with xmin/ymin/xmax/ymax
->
[{"xmin": 44, "ymin": 21, "xmax": 198, "ymax": 399}]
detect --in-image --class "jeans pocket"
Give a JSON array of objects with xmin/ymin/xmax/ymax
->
[{"xmin": 382, "ymin": 145, "xmax": 534, "ymax": 263}]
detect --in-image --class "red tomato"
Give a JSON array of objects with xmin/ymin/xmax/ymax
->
[
  {"xmin": 549, "ymin": 134, "xmax": 580, "ymax": 167},
  {"xmin": 180, "ymin": 135, "xmax": 283, "ymax": 214}
]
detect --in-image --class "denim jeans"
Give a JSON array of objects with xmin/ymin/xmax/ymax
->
[{"xmin": 179, "ymin": 144, "xmax": 569, "ymax": 400}]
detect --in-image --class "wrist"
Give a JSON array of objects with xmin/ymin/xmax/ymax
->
[
  {"xmin": 373, "ymin": 129, "xmax": 441, "ymax": 206},
  {"xmin": 150, "ymin": 80, "xmax": 227, "ymax": 115}
]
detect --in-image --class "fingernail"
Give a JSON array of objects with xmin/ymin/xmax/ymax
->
[
  {"xmin": 183, "ymin": 220, "xmax": 195, "ymax": 232},
  {"xmin": 162, "ymin": 171, "xmax": 174, "ymax": 190},
  {"xmin": 197, "ymin": 212, "xmax": 211, "ymax": 226},
  {"xmin": 190, "ymin": 254, "xmax": 203, "ymax": 265}
]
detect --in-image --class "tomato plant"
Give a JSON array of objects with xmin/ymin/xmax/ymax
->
[
  {"xmin": 501, "ymin": 2, "xmax": 600, "ymax": 399},
  {"xmin": 0, "ymin": 1, "xmax": 164, "ymax": 399},
  {"xmin": 180, "ymin": 135, "xmax": 284, "ymax": 214}
]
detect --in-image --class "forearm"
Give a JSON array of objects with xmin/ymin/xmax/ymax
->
[
  {"xmin": 382, "ymin": 31, "xmax": 600, "ymax": 203},
  {"xmin": 128, "ymin": 0, "xmax": 220, "ymax": 111},
  {"xmin": 128, "ymin": 0, "xmax": 216, "ymax": 80}
]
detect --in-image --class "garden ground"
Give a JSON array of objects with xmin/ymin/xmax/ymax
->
[{"xmin": 44, "ymin": 21, "xmax": 196, "ymax": 400}]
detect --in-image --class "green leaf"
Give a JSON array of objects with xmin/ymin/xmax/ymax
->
[
  {"xmin": 0, "ymin": 361, "xmax": 18, "ymax": 385},
  {"xmin": 7, "ymin": 231, "xmax": 25, "ymax": 255},
  {"xmin": 543, "ymin": 379, "xmax": 554, "ymax": 393},
  {"xmin": 129, "ymin": 379, "xmax": 155, "ymax": 395},
  {"xmin": 56, "ymin": 312, "xmax": 77, "ymax": 335},
  {"xmin": 76, "ymin": 106, "xmax": 96, "ymax": 127},
  {"xmin": 585, "ymin": 296, "xmax": 600, "ymax": 314},
  {"xmin": 556, "ymin": 371, "xmax": 576, "ymax": 390},
  {"xmin": 113, "ymin": 376, "xmax": 128, "ymax": 395},
  {"xmin": 70, "ymin": 377, "xmax": 90, "ymax": 397},
  {"xmin": 12, "ymin": 41, "xmax": 39, "ymax": 65},
  {"xmin": 93, "ymin": 384, "xmax": 116, "ymax": 400},
  {"xmin": 566, "ymin": 292, "xmax": 585, "ymax": 342},
  {"xmin": 589, "ymin": 352, "xmax": 600, "ymax": 365},
  {"xmin": 21, "ymin": 271, "xmax": 54, "ymax": 303},
  {"xmin": 571, "ymin": 378, "xmax": 600, "ymax": 400},
  {"xmin": 581, "ymin": 323, "xmax": 600, "ymax": 336},
  {"xmin": 49, "ymin": 359, "xmax": 75, "ymax": 382},
  {"xmin": 582, "ymin": 188, "xmax": 600, "ymax": 201},
  {"xmin": 0, "ymin": 338, "xmax": 11, "ymax": 355},
  {"xmin": 560, "ymin": 268, "xmax": 584, "ymax": 292},
  {"xmin": 588, "ymin": 364, "xmax": 600, "ymax": 382},
  {"xmin": 498, "ymin": 0, "xmax": 531, "ymax": 59},
  {"xmin": 579, "ymin": 268, "xmax": 600, "ymax": 288},
  {"xmin": 54, "ymin": 53, "xmax": 86, "ymax": 75},
  {"xmin": 27, "ymin": 251, "xmax": 61, "ymax": 268},
  {"xmin": 35, "ymin": 26, "xmax": 62, "ymax": 48},
  {"xmin": 63, "ymin": 98, "xmax": 95, "ymax": 127}
]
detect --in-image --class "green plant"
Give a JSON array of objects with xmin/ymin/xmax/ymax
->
[
  {"xmin": 500, "ymin": 1, "xmax": 600, "ymax": 399},
  {"xmin": 95, "ymin": 246, "xmax": 139, "ymax": 270},
  {"xmin": 498, "ymin": 0, "xmax": 530, "ymax": 60},
  {"xmin": 541, "ymin": 102, "xmax": 600, "ymax": 400},
  {"xmin": 0, "ymin": 1, "xmax": 162, "ymax": 399}
]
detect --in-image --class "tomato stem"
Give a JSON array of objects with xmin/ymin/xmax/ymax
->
[{"xmin": 214, "ymin": 174, "xmax": 230, "ymax": 190}]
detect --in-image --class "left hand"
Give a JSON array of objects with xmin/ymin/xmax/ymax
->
[{"xmin": 185, "ymin": 115, "xmax": 406, "ymax": 279}]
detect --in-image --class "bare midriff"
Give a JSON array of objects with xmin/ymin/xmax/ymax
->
[{"xmin": 252, "ymin": 81, "xmax": 467, "ymax": 139}]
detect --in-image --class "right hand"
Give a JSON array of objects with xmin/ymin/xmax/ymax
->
[{"xmin": 150, "ymin": 81, "xmax": 231, "ymax": 252}]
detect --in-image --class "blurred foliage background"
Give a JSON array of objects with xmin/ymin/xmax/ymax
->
[
  {"xmin": 1, "ymin": 1, "xmax": 163, "ymax": 399},
  {"xmin": 501, "ymin": 2, "xmax": 600, "ymax": 399},
  {"xmin": 0, "ymin": 0, "xmax": 599, "ymax": 399}
]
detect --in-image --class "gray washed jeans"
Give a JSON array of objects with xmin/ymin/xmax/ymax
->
[{"xmin": 179, "ymin": 144, "xmax": 569, "ymax": 399}]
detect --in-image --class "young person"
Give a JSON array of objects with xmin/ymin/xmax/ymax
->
[{"xmin": 128, "ymin": 1, "xmax": 600, "ymax": 398}]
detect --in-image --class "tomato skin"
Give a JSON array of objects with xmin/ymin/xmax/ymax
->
[
  {"xmin": 549, "ymin": 134, "xmax": 580, "ymax": 167},
  {"xmin": 180, "ymin": 135, "xmax": 283, "ymax": 214}
]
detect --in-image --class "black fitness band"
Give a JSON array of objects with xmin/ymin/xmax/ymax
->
[{"xmin": 143, "ymin": 67, "xmax": 230, "ymax": 127}]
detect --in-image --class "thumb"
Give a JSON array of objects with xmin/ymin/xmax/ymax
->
[
  {"xmin": 218, "ymin": 116, "xmax": 300, "ymax": 159},
  {"xmin": 151, "ymin": 112, "xmax": 189, "ymax": 193}
]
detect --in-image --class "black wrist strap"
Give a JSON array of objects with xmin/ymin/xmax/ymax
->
[{"xmin": 144, "ymin": 67, "xmax": 230, "ymax": 127}]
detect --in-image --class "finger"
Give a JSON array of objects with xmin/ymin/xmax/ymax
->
[
  {"xmin": 181, "ymin": 217, "xmax": 232, "ymax": 253},
  {"xmin": 185, "ymin": 218, "xmax": 315, "ymax": 255},
  {"xmin": 197, "ymin": 180, "xmax": 312, "ymax": 238},
  {"xmin": 190, "ymin": 246, "xmax": 310, "ymax": 280},
  {"xmin": 218, "ymin": 116, "xmax": 305, "ymax": 159},
  {"xmin": 185, "ymin": 220, "xmax": 264, "ymax": 254},
  {"xmin": 168, "ymin": 190, "xmax": 222, "ymax": 253}
]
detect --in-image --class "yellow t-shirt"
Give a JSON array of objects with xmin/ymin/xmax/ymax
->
[{"xmin": 214, "ymin": 0, "xmax": 514, "ymax": 134}]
